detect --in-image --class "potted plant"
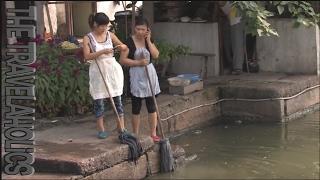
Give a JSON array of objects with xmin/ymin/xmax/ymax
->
[{"xmin": 154, "ymin": 39, "xmax": 191, "ymax": 78}]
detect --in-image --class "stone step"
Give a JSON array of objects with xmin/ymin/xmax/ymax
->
[
  {"xmin": 2, "ymin": 135, "xmax": 154, "ymax": 176},
  {"xmin": 2, "ymin": 144, "xmax": 186, "ymax": 180},
  {"xmin": 82, "ymin": 144, "xmax": 186, "ymax": 180},
  {"xmin": 35, "ymin": 135, "xmax": 154, "ymax": 175},
  {"xmin": 218, "ymin": 74, "xmax": 319, "ymax": 99},
  {"xmin": 217, "ymin": 75, "xmax": 320, "ymax": 122}
]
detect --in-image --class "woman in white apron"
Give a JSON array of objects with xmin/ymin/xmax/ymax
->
[
  {"xmin": 82, "ymin": 13, "xmax": 128, "ymax": 139},
  {"xmin": 120, "ymin": 18, "xmax": 161, "ymax": 142}
]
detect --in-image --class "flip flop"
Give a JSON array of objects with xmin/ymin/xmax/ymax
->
[
  {"xmin": 151, "ymin": 135, "xmax": 160, "ymax": 143},
  {"xmin": 97, "ymin": 131, "xmax": 109, "ymax": 139}
]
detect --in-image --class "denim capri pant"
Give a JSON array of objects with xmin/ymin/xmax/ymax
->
[{"xmin": 93, "ymin": 96, "xmax": 124, "ymax": 119}]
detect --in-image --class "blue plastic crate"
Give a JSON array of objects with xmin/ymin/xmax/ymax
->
[{"xmin": 177, "ymin": 74, "xmax": 201, "ymax": 83}]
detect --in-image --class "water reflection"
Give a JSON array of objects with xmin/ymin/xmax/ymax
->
[{"xmin": 150, "ymin": 111, "xmax": 319, "ymax": 179}]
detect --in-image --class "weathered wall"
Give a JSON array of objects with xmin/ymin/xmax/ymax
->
[
  {"xmin": 256, "ymin": 18, "xmax": 320, "ymax": 75},
  {"xmin": 142, "ymin": 1, "xmax": 154, "ymax": 27},
  {"xmin": 152, "ymin": 22, "xmax": 220, "ymax": 77},
  {"xmin": 56, "ymin": 3, "xmax": 66, "ymax": 25},
  {"xmin": 35, "ymin": 1, "xmax": 45, "ymax": 35},
  {"xmin": 72, "ymin": 2, "xmax": 92, "ymax": 37}
]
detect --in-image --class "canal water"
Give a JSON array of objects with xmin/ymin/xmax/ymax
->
[{"xmin": 150, "ymin": 111, "xmax": 319, "ymax": 179}]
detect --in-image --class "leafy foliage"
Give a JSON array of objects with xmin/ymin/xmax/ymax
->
[
  {"xmin": 270, "ymin": 1, "xmax": 320, "ymax": 28},
  {"xmin": 153, "ymin": 39, "xmax": 191, "ymax": 77},
  {"xmin": 33, "ymin": 39, "xmax": 92, "ymax": 118},
  {"xmin": 233, "ymin": 1, "xmax": 320, "ymax": 36},
  {"xmin": 154, "ymin": 39, "xmax": 191, "ymax": 65}
]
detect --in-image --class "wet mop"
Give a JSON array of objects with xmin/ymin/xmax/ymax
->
[
  {"xmin": 118, "ymin": 130, "xmax": 143, "ymax": 164},
  {"xmin": 145, "ymin": 66, "xmax": 175, "ymax": 173},
  {"xmin": 87, "ymin": 42, "xmax": 143, "ymax": 163}
]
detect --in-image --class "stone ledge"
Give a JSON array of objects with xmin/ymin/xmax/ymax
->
[{"xmin": 32, "ymin": 135, "xmax": 154, "ymax": 175}]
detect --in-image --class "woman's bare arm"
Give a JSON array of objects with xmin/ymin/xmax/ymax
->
[
  {"xmin": 110, "ymin": 32, "xmax": 128, "ymax": 51},
  {"xmin": 119, "ymin": 47, "xmax": 148, "ymax": 67}
]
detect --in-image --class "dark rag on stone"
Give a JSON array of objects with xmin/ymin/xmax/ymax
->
[{"xmin": 118, "ymin": 132, "xmax": 143, "ymax": 164}]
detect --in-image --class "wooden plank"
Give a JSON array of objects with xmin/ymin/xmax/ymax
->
[
  {"xmin": 188, "ymin": 53, "xmax": 215, "ymax": 79},
  {"xmin": 189, "ymin": 52, "xmax": 215, "ymax": 57}
]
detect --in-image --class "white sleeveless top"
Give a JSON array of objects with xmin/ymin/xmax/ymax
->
[{"xmin": 87, "ymin": 31, "xmax": 124, "ymax": 99}]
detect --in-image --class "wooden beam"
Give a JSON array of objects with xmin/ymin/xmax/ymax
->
[
  {"xmin": 70, "ymin": 2, "xmax": 73, "ymax": 35},
  {"xmin": 121, "ymin": 1, "xmax": 128, "ymax": 39},
  {"xmin": 91, "ymin": 2, "xmax": 97, "ymax": 14},
  {"xmin": 65, "ymin": 1, "xmax": 71, "ymax": 35},
  {"xmin": 131, "ymin": 1, "xmax": 136, "ymax": 35},
  {"xmin": 35, "ymin": 1, "xmax": 45, "ymax": 36},
  {"xmin": 47, "ymin": 1, "xmax": 65, "ymax": 4}
]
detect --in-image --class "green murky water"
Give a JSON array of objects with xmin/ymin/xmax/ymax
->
[{"xmin": 150, "ymin": 111, "xmax": 320, "ymax": 179}]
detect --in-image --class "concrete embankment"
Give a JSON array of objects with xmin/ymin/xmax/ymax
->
[{"xmin": 2, "ymin": 73, "xmax": 319, "ymax": 179}]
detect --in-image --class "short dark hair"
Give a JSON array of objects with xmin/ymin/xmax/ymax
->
[
  {"xmin": 88, "ymin": 12, "xmax": 110, "ymax": 29},
  {"xmin": 135, "ymin": 17, "xmax": 149, "ymax": 28}
]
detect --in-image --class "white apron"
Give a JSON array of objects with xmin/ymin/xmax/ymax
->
[
  {"xmin": 129, "ymin": 47, "xmax": 161, "ymax": 97},
  {"xmin": 87, "ymin": 32, "xmax": 124, "ymax": 100}
]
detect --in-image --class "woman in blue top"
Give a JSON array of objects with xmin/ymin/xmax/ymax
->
[{"xmin": 120, "ymin": 18, "xmax": 161, "ymax": 142}]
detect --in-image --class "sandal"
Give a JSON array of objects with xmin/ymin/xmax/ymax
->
[
  {"xmin": 97, "ymin": 131, "xmax": 109, "ymax": 139},
  {"xmin": 151, "ymin": 135, "xmax": 161, "ymax": 143}
]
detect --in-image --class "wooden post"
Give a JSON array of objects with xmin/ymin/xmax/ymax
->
[
  {"xmin": 35, "ymin": 1, "xmax": 45, "ymax": 36},
  {"xmin": 91, "ymin": 1, "xmax": 97, "ymax": 13},
  {"xmin": 65, "ymin": 2, "xmax": 71, "ymax": 35},
  {"xmin": 131, "ymin": 1, "xmax": 137, "ymax": 35},
  {"xmin": 69, "ymin": 2, "xmax": 73, "ymax": 36},
  {"xmin": 121, "ymin": 1, "xmax": 128, "ymax": 39},
  {"xmin": 217, "ymin": 4, "xmax": 224, "ymax": 75}
]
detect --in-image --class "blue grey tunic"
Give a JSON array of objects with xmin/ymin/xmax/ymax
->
[{"xmin": 129, "ymin": 47, "xmax": 161, "ymax": 97}]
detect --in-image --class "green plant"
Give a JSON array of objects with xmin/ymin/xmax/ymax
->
[
  {"xmin": 270, "ymin": 1, "xmax": 320, "ymax": 27},
  {"xmin": 154, "ymin": 39, "xmax": 191, "ymax": 77},
  {"xmin": 34, "ymin": 41, "xmax": 92, "ymax": 118},
  {"xmin": 233, "ymin": 1, "xmax": 320, "ymax": 36}
]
